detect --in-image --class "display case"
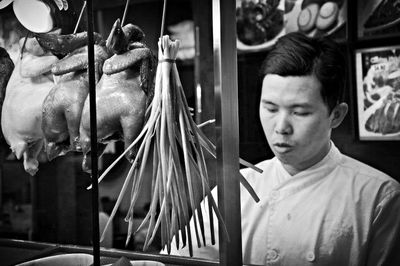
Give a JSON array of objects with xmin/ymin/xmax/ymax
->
[
  {"xmin": 1, "ymin": 0, "xmax": 400, "ymax": 265},
  {"xmin": 0, "ymin": 0, "xmax": 245, "ymax": 265}
]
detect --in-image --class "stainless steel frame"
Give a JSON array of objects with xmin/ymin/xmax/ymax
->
[{"xmin": 213, "ymin": 1, "xmax": 243, "ymax": 265}]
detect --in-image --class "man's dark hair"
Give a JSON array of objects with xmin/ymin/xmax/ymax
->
[{"xmin": 260, "ymin": 32, "xmax": 347, "ymax": 113}]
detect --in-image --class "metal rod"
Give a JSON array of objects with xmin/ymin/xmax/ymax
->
[
  {"xmin": 194, "ymin": 26, "xmax": 202, "ymax": 124},
  {"xmin": 86, "ymin": 0, "xmax": 100, "ymax": 265},
  {"xmin": 212, "ymin": 0, "xmax": 242, "ymax": 265},
  {"xmin": 73, "ymin": 1, "xmax": 87, "ymax": 34},
  {"xmin": 121, "ymin": 0, "xmax": 130, "ymax": 26},
  {"xmin": 160, "ymin": 0, "xmax": 167, "ymax": 38},
  {"xmin": 19, "ymin": 31, "xmax": 30, "ymax": 59}
]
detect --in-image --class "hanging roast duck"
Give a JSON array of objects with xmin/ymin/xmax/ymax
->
[
  {"xmin": 1, "ymin": 36, "xmax": 59, "ymax": 175},
  {"xmin": 41, "ymin": 35, "xmax": 109, "ymax": 160},
  {"xmin": 79, "ymin": 19, "xmax": 156, "ymax": 172}
]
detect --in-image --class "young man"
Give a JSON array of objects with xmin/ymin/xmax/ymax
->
[{"xmin": 165, "ymin": 32, "xmax": 400, "ymax": 265}]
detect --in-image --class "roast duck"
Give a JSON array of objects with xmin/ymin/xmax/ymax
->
[
  {"xmin": 1, "ymin": 21, "xmax": 154, "ymax": 174},
  {"xmin": 365, "ymin": 90, "xmax": 400, "ymax": 135},
  {"xmin": 1, "ymin": 37, "xmax": 59, "ymax": 175},
  {"xmin": 79, "ymin": 19, "xmax": 156, "ymax": 172},
  {"xmin": 40, "ymin": 32, "xmax": 108, "ymax": 160},
  {"xmin": 0, "ymin": 47, "xmax": 14, "ymax": 145}
]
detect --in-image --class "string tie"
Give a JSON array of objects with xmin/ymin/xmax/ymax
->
[{"xmin": 159, "ymin": 58, "xmax": 176, "ymax": 63}]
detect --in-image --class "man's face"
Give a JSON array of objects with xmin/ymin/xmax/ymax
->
[{"xmin": 259, "ymin": 74, "xmax": 334, "ymax": 174}]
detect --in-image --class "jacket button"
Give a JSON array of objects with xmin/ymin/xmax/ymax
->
[
  {"xmin": 306, "ymin": 251, "xmax": 315, "ymax": 262},
  {"xmin": 266, "ymin": 249, "xmax": 279, "ymax": 261},
  {"xmin": 270, "ymin": 190, "xmax": 280, "ymax": 200}
]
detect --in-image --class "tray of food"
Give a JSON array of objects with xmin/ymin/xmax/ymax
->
[
  {"xmin": 285, "ymin": 0, "xmax": 347, "ymax": 37},
  {"xmin": 236, "ymin": 0, "xmax": 285, "ymax": 52}
]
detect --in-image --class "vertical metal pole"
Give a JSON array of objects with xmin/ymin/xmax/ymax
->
[
  {"xmin": 212, "ymin": 1, "xmax": 242, "ymax": 266},
  {"xmin": 30, "ymin": 176, "xmax": 36, "ymax": 241},
  {"xmin": 86, "ymin": 0, "xmax": 100, "ymax": 265},
  {"xmin": 194, "ymin": 26, "xmax": 202, "ymax": 124}
]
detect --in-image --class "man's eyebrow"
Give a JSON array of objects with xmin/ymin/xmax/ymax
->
[
  {"xmin": 260, "ymin": 99, "xmax": 276, "ymax": 105},
  {"xmin": 290, "ymin": 103, "xmax": 313, "ymax": 109},
  {"xmin": 260, "ymin": 100, "xmax": 313, "ymax": 108}
]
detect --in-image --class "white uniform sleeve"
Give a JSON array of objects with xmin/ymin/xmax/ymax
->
[{"xmin": 367, "ymin": 190, "xmax": 400, "ymax": 266}]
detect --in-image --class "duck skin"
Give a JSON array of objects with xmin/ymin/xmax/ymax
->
[
  {"xmin": 0, "ymin": 47, "xmax": 14, "ymax": 145},
  {"xmin": 1, "ymin": 37, "xmax": 59, "ymax": 175},
  {"xmin": 79, "ymin": 19, "xmax": 156, "ymax": 172},
  {"xmin": 41, "ymin": 43, "xmax": 109, "ymax": 160}
]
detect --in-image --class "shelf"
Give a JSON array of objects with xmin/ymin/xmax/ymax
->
[
  {"xmin": 94, "ymin": 0, "xmax": 189, "ymax": 10},
  {"xmin": 354, "ymin": 35, "xmax": 400, "ymax": 49},
  {"xmin": 0, "ymin": 239, "xmax": 220, "ymax": 266}
]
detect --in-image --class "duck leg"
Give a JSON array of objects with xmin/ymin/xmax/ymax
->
[{"xmin": 23, "ymin": 140, "xmax": 44, "ymax": 176}]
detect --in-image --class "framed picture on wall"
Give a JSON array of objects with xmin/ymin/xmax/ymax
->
[
  {"xmin": 355, "ymin": 45, "xmax": 400, "ymax": 140},
  {"xmin": 358, "ymin": 0, "xmax": 400, "ymax": 39}
]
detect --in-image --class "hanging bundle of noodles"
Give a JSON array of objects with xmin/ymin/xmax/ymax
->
[{"xmin": 99, "ymin": 35, "xmax": 260, "ymax": 256}]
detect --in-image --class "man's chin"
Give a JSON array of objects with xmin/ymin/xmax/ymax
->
[{"xmin": 273, "ymin": 152, "xmax": 295, "ymax": 164}]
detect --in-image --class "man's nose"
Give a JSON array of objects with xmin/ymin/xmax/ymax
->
[{"xmin": 274, "ymin": 112, "xmax": 292, "ymax": 135}]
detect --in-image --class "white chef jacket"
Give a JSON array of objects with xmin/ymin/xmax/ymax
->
[{"xmin": 164, "ymin": 143, "xmax": 400, "ymax": 266}]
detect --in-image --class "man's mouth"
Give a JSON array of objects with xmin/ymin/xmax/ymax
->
[
  {"xmin": 273, "ymin": 142, "xmax": 293, "ymax": 153},
  {"xmin": 274, "ymin": 142, "xmax": 292, "ymax": 147}
]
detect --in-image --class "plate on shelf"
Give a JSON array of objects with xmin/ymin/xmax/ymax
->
[
  {"xmin": 285, "ymin": 0, "xmax": 347, "ymax": 37},
  {"xmin": 237, "ymin": 29, "xmax": 285, "ymax": 52},
  {"xmin": 236, "ymin": 0, "xmax": 286, "ymax": 52},
  {"xmin": 16, "ymin": 253, "xmax": 165, "ymax": 266}
]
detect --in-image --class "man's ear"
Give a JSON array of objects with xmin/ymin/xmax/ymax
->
[{"xmin": 330, "ymin": 102, "xmax": 348, "ymax": 129}]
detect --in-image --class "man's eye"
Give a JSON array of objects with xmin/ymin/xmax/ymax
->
[
  {"xmin": 266, "ymin": 108, "xmax": 278, "ymax": 113},
  {"xmin": 293, "ymin": 111, "xmax": 310, "ymax": 116}
]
